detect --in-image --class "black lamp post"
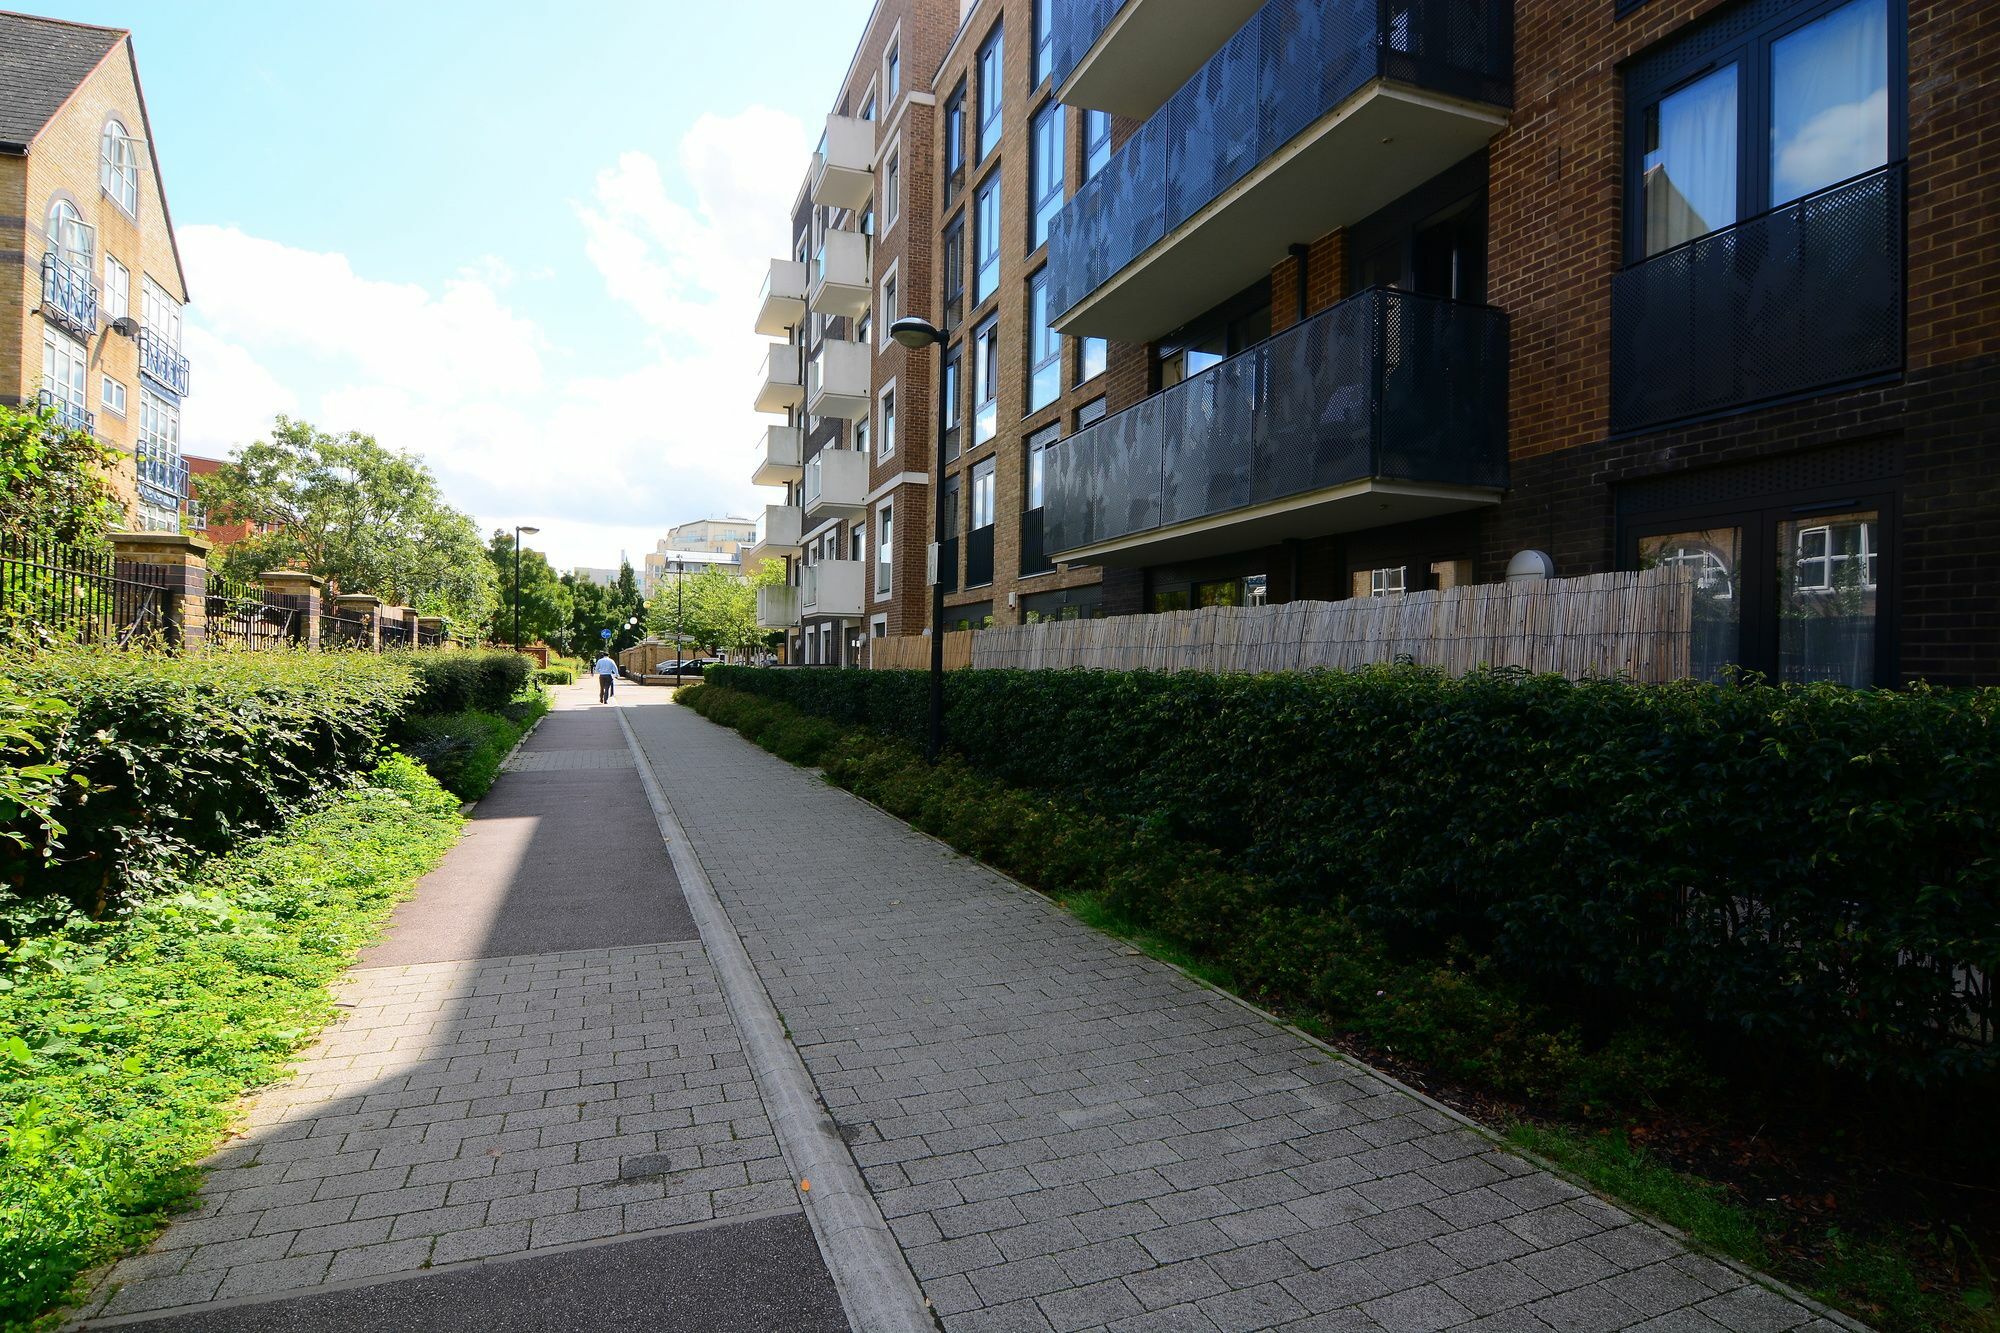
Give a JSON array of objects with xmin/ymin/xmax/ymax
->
[
  {"xmin": 889, "ymin": 315, "xmax": 947, "ymax": 764},
  {"xmin": 512, "ymin": 524, "xmax": 540, "ymax": 652}
]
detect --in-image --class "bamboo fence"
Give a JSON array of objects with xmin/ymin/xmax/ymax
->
[
  {"xmin": 866, "ymin": 629, "xmax": 976, "ymax": 671},
  {"xmin": 968, "ymin": 567, "xmax": 1698, "ymax": 681}
]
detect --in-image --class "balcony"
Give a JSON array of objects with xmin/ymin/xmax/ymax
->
[
  {"xmin": 803, "ymin": 448, "xmax": 869, "ymax": 523},
  {"xmin": 1611, "ymin": 164, "xmax": 1904, "ymax": 434},
  {"xmin": 754, "ymin": 343, "xmax": 804, "ymax": 414},
  {"xmin": 756, "ymin": 582, "xmax": 800, "ymax": 630},
  {"xmin": 742, "ymin": 504, "xmax": 803, "ymax": 573},
  {"xmin": 965, "ymin": 525, "xmax": 995, "ymax": 587},
  {"xmin": 755, "ymin": 258, "xmax": 808, "ymax": 336},
  {"xmin": 1048, "ymin": 0, "xmax": 1512, "ymax": 342},
  {"xmin": 1044, "ymin": 287, "xmax": 1507, "ymax": 565},
  {"xmin": 801, "ymin": 559, "xmax": 866, "ymax": 619},
  {"xmin": 1052, "ymin": 0, "xmax": 1263, "ymax": 121},
  {"xmin": 40, "ymin": 252, "xmax": 98, "ymax": 340},
  {"xmin": 806, "ymin": 337, "xmax": 871, "ymax": 422},
  {"xmin": 810, "ymin": 230, "xmax": 872, "ymax": 321},
  {"xmin": 811, "ymin": 114, "xmax": 876, "ymax": 211},
  {"xmin": 136, "ymin": 450, "xmax": 189, "ymax": 512},
  {"xmin": 1020, "ymin": 507, "xmax": 1054, "ymax": 577},
  {"xmin": 35, "ymin": 387, "xmax": 93, "ymax": 437},
  {"xmin": 754, "ymin": 425, "xmax": 803, "ymax": 487},
  {"xmin": 138, "ymin": 326, "xmax": 191, "ymax": 397}
]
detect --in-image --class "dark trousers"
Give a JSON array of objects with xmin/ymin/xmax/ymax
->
[{"xmin": 598, "ymin": 673, "xmax": 615, "ymax": 702}]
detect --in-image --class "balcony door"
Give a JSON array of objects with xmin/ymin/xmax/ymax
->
[{"xmin": 1347, "ymin": 151, "xmax": 1488, "ymax": 303}]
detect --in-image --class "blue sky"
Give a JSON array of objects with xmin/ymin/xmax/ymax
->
[{"xmin": 33, "ymin": 0, "xmax": 874, "ymax": 569}]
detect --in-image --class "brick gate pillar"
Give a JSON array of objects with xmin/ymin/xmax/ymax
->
[
  {"xmin": 109, "ymin": 531, "xmax": 210, "ymax": 648},
  {"xmin": 259, "ymin": 571, "xmax": 325, "ymax": 648}
]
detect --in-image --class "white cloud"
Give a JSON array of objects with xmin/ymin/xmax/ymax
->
[{"xmin": 171, "ymin": 106, "xmax": 812, "ymax": 572}]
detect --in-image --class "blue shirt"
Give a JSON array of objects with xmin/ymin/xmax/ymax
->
[{"xmin": 594, "ymin": 656, "xmax": 617, "ymax": 676}]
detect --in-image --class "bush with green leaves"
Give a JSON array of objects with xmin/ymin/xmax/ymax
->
[
  {"xmin": 393, "ymin": 686, "xmax": 549, "ymax": 801},
  {"xmin": 702, "ymin": 665, "xmax": 2000, "ymax": 1087},
  {"xmin": 534, "ymin": 665, "xmax": 575, "ymax": 686},
  {"xmin": 1, "ymin": 648, "xmax": 420, "ymax": 931},
  {"xmin": 0, "ymin": 754, "xmax": 462, "ymax": 1326},
  {"xmin": 395, "ymin": 649, "xmax": 532, "ymax": 715}
]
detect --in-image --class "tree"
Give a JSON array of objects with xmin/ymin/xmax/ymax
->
[
  {"xmin": 0, "ymin": 402, "xmax": 122, "ymax": 549},
  {"xmin": 488, "ymin": 530, "xmax": 571, "ymax": 648},
  {"xmin": 200, "ymin": 417, "xmax": 496, "ymax": 624},
  {"xmin": 645, "ymin": 563, "xmax": 776, "ymax": 661}
]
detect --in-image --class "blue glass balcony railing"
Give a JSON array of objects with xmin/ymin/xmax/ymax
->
[
  {"xmin": 1044, "ymin": 287, "xmax": 1507, "ymax": 556},
  {"xmin": 139, "ymin": 326, "xmax": 192, "ymax": 397},
  {"xmin": 1047, "ymin": 0, "xmax": 1513, "ymax": 323},
  {"xmin": 136, "ymin": 452, "xmax": 190, "ymax": 512},
  {"xmin": 1610, "ymin": 163, "xmax": 1904, "ymax": 434},
  {"xmin": 35, "ymin": 387, "xmax": 93, "ymax": 437},
  {"xmin": 40, "ymin": 252, "xmax": 99, "ymax": 338}
]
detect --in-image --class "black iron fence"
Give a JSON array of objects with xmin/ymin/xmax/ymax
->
[
  {"xmin": 1610, "ymin": 163, "xmax": 1904, "ymax": 433},
  {"xmin": 319, "ymin": 612, "xmax": 373, "ymax": 648},
  {"xmin": 1, "ymin": 535, "xmax": 173, "ymax": 646},
  {"xmin": 966, "ymin": 525, "xmax": 996, "ymax": 588},
  {"xmin": 204, "ymin": 570, "xmax": 297, "ymax": 649},
  {"xmin": 1044, "ymin": 286, "xmax": 1509, "ymax": 556},
  {"xmin": 380, "ymin": 619, "xmax": 412, "ymax": 649}
]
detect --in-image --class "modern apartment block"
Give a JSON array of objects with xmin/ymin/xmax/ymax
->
[
  {"xmin": 1031, "ymin": 0, "xmax": 1996, "ymax": 686},
  {"xmin": 643, "ymin": 517, "xmax": 754, "ymax": 596},
  {"xmin": 0, "ymin": 12, "xmax": 193, "ymax": 531}
]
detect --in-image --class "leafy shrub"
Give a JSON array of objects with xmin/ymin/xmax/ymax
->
[
  {"xmin": 397, "ymin": 649, "xmax": 532, "ymax": 715},
  {"xmin": 534, "ymin": 665, "xmax": 575, "ymax": 686},
  {"xmin": 392, "ymin": 686, "xmax": 548, "ymax": 801},
  {"xmin": 703, "ymin": 665, "xmax": 2000, "ymax": 1086},
  {"xmin": 1, "ymin": 648, "xmax": 419, "ymax": 928},
  {"xmin": 0, "ymin": 754, "xmax": 462, "ymax": 1326}
]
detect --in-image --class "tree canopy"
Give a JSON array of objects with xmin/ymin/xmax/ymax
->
[
  {"xmin": 645, "ymin": 561, "xmax": 781, "ymax": 661},
  {"xmin": 561, "ymin": 564, "xmax": 645, "ymax": 657},
  {"xmin": 488, "ymin": 530, "xmax": 571, "ymax": 649},
  {"xmin": 201, "ymin": 418, "xmax": 496, "ymax": 624},
  {"xmin": 0, "ymin": 402, "xmax": 123, "ymax": 550}
]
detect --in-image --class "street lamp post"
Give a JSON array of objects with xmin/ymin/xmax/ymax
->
[
  {"xmin": 512, "ymin": 524, "xmax": 540, "ymax": 652},
  {"xmin": 889, "ymin": 316, "xmax": 947, "ymax": 764}
]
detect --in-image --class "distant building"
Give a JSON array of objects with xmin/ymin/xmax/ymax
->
[
  {"xmin": 182, "ymin": 454, "xmax": 255, "ymax": 548},
  {"xmin": 642, "ymin": 518, "xmax": 753, "ymax": 596},
  {"xmin": 569, "ymin": 566, "xmax": 619, "ymax": 588},
  {"xmin": 643, "ymin": 546, "xmax": 742, "ymax": 600}
]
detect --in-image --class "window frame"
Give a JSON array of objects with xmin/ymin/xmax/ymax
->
[
  {"xmin": 1033, "ymin": 0, "xmax": 1055, "ymax": 87},
  {"xmin": 874, "ymin": 499, "xmax": 894, "ymax": 598},
  {"xmin": 1025, "ymin": 422, "xmax": 1060, "ymax": 511},
  {"xmin": 100, "ymin": 373, "xmax": 127, "ymax": 417},
  {"xmin": 878, "ymin": 379, "xmax": 898, "ymax": 460},
  {"xmin": 1029, "ymin": 99, "xmax": 1064, "ymax": 250},
  {"xmin": 973, "ymin": 175, "xmax": 1002, "ymax": 305},
  {"xmin": 100, "ymin": 118, "xmax": 139, "ymax": 215},
  {"xmin": 940, "ymin": 341, "xmax": 964, "ymax": 463},
  {"xmin": 972, "ymin": 315, "xmax": 1000, "ymax": 446},
  {"xmin": 1082, "ymin": 108, "xmax": 1112, "ymax": 181},
  {"xmin": 971, "ymin": 455, "xmax": 997, "ymax": 531},
  {"xmin": 943, "ymin": 81, "xmax": 968, "ymax": 204},
  {"xmin": 977, "ymin": 24, "xmax": 1005, "ymax": 162},
  {"xmin": 102, "ymin": 253, "xmax": 131, "ymax": 321},
  {"xmin": 1027, "ymin": 268, "xmax": 1060, "ymax": 413}
]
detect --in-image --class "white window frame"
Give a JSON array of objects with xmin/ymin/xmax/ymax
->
[
  {"xmin": 100, "ymin": 374, "xmax": 127, "ymax": 417},
  {"xmin": 42, "ymin": 329, "xmax": 86, "ymax": 415},
  {"xmin": 881, "ymin": 136, "xmax": 902, "ymax": 234},
  {"xmin": 46, "ymin": 198, "xmax": 94, "ymax": 268},
  {"xmin": 878, "ymin": 260, "xmax": 901, "ymax": 349},
  {"xmin": 883, "ymin": 26, "xmax": 902, "ymax": 105},
  {"xmin": 101, "ymin": 119, "xmax": 139, "ymax": 215},
  {"xmin": 1370, "ymin": 566, "xmax": 1409, "ymax": 598},
  {"xmin": 874, "ymin": 499, "xmax": 894, "ymax": 599},
  {"xmin": 854, "ymin": 414, "xmax": 871, "ymax": 458},
  {"xmin": 971, "ymin": 456, "xmax": 996, "ymax": 530},
  {"xmin": 870, "ymin": 613, "xmax": 888, "ymax": 639},
  {"xmin": 878, "ymin": 380, "xmax": 898, "ymax": 460},
  {"xmin": 142, "ymin": 275, "xmax": 183, "ymax": 347},
  {"xmin": 102, "ymin": 254, "xmax": 130, "ymax": 321}
]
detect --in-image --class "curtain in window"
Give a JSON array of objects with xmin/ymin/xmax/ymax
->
[
  {"xmin": 1644, "ymin": 65, "xmax": 1738, "ymax": 254},
  {"xmin": 1771, "ymin": 0, "xmax": 1888, "ymax": 205}
]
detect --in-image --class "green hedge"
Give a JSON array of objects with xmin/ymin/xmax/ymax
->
[
  {"xmin": 534, "ymin": 665, "xmax": 575, "ymax": 686},
  {"xmin": 704, "ymin": 665, "xmax": 2000, "ymax": 1086},
  {"xmin": 396, "ymin": 649, "xmax": 532, "ymax": 714},
  {"xmin": 394, "ymin": 688, "xmax": 549, "ymax": 801},
  {"xmin": 1, "ymin": 648, "xmax": 419, "ymax": 930}
]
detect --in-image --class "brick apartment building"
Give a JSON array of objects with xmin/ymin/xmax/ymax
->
[
  {"xmin": 0, "ymin": 12, "xmax": 194, "ymax": 532},
  {"xmin": 752, "ymin": 0, "xmax": 1995, "ymax": 684}
]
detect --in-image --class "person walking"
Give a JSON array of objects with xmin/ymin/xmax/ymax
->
[{"xmin": 594, "ymin": 652, "xmax": 619, "ymax": 703}]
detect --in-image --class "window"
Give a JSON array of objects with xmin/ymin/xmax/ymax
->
[
  {"xmin": 942, "ymin": 218, "xmax": 966, "ymax": 329},
  {"xmin": 977, "ymin": 26, "xmax": 1004, "ymax": 161},
  {"xmin": 1150, "ymin": 588, "xmax": 1190, "ymax": 613},
  {"xmin": 855, "ymin": 414, "xmax": 871, "ymax": 457},
  {"xmin": 102, "ymin": 255, "xmax": 130, "ymax": 320},
  {"xmin": 45, "ymin": 198, "xmax": 92, "ymax": 267},
  {"xmin": 884, "ymin": 152, "xmax": 900, "ymax": 227},
  {"xmin": 142, "ymin": 276, "xmax": 183, "ymax": 347},
  {"xmin": 139, "ymin": 387, "xmax": 181, "ymax": 474},
  {"xmin": 41, "ymin": 330, "xmax": 86, "ymax": 417},
  {"xmin": 857, "ymin": 309, "xmax": 871, "ymax": 345},
  {"xmin": 1033, "ymin": 0, "xmax": 1055, "ymax": 86},
  {"xmin": 1195, "ymin": 579, "xmax": 1245, "ymax": 608},
  {"xmin": 886, "ymin": 40, "xmax": 900, "ymax": 101},
  {"xmin": 871, "ymin": 615, "xmax": 888, "ymax": 639},
  {"xmin": 100, "ymin": 374, "xmax": 126, "ymax": 416},
  {"xmin": 972, "ymin": 315, "xmax": 1000, "ymax": 445},
  {"xmin": 1076, "ymin": 396, "xmax": 1106, "ymax": 430},
  {"xmin": 940, "ymin": 343, "xmax": 963, "ymax": 463},
  {"xmin": 1084, "ymin": 109, "xmax": 1111, "ymax": 180},
  {"xmin": 101, "ymin": 119, "xmax": 138, "ymax": 214},
  {"xmin": 1025, "ymin": 423, "xmax": 1059, "ymax": 510},
  {"xmin": 1631, "ymin": 0, "xmax": 1894, "ymax": 259},
  {"xmin": 944, "ymin": 84, "xmax": 967, "ymax": 203},
  {"xmin": 1027, "ymin": 270, "xmax": 1060, "ymax": 412},
  {"xmin": 853, "ymin": 525, "xmax": 867, "ymax": 563},
  {"xmin": 880, "ymin": 386, "xmax": 897, "ymax": 458},
  {"xmin": 875, "ymin": 502, "xmax": 893, "ymax": 595},
  {"xmin": 1369, "ymin": 566, "xmax": 1408, "ymax": 598},
  {"xmin": 1030, "ymin": 101, "xmax": 1064, "ymax": 249},
  {"xmin": 1078, "ymin": 336, "xmax": 1107, "ymax": 385},
  {"xmin": 971, "ymin": 456, "xmax": 996, "ymax": 529},
  {"xmin": 881, "ymin": 271, "xmax": 899, "ymax": 334},
  {"xmin": 941, "ymin": 473, "xmax": 962, "ymax": 539},
  {"xmin": 974, "ymin": 176, "xmax": 1001, "ymax": 303}
]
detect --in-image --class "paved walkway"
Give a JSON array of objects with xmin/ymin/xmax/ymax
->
[{"xmin": 74, "ymin": 684, "xmax": 1854, "ymax": 1333}]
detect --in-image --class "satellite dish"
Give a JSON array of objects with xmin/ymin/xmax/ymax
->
[{"xmin": 1505, "ymin": 550, "xmax": 1555, "ymax": 583}]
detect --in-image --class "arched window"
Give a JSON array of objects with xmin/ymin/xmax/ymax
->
[
  {"xmin": 45, "ymin": 198, "xmax": 92, "ymax": 267},
  {"xmin": 101, "ymin": 119, "xmax": 139, "ymax": 213}
]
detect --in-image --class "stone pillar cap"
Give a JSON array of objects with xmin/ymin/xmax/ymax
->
[
  {"xmin": 110, "ymin": 531, "xmax": 213, "ymax": 556},
  {"xmin": 334, "ymin": 593, "xmax": 384, "ymax": 608},
  {"xmin": 259, "ymin": 570, "xmax": 326, "ymax": 589}
]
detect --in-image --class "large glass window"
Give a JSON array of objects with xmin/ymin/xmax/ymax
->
[
  {"xmin": 940, "ymin": 343, "xmax": 963, "ymax": 462},
  {"xmin": 1027, "ymin": 270, "xmax": 1060, "ymax": 412},
  {"xmin": 977, "ymin": 26, "xmax": 1004, "ymax": 161},
  {"xmin": 886, "ymin": 40, "xmax": 900, "ymax": 102},
  {"xmin": 1779, "ymin": 511, "xmax": 1878, "ymax": 686},
  {"xmin": 1084, "ymin": 109, "xmax": 1111, "ymax": 180},
  {"xmin": 1025, "ymin": 423, "xmax": 1059, "ymax": 510},
  {"xmin": 884, "ymin": 152, "xmax": 900, "ymax": 227},
  {"xmin": 943, "ymin": 84, "xmax": 967, "ymax": 203},
  {"xmin": 1639, "ymin": 528, "xmax": 1742, "ymax": 682},
  {"xmin": 942, "ymin": 218, "xmax": 966, "ymax": 330},
  {"xmin": 102, "ymin": 254, "xmax": 130, "ymax": 320},
  {"xmin": 875, "ymin": 502, "xmax": 893, "ymax": 595},
  {"xmin": 1643, "ymin": 66, "xmax": 1739, "ymax": 255},
  {"xmin": 1030, "ymin": 101, "xmax": 1064, "ymax": 249},
  {"xmin": 41, "ymin": 330, "xmax": 86, "ymax": 417},
  {"xmin": 101, "ymin": 119, "xmax": 139, "ymax": 213},
  {"xmin": 971, "ymin": 456, "xmax": 996, "ymax": 530},
  {"xmin": 1077, "ymin": 336, "xmax": 1107, "ymax": 385},
  {"xmin": 941, "ymin": 473, "xmax": 961, "ymax": 539},
  {"xmin": 974, "ymin": 177, "xmax": 1001, "ymax": 303},
  {"xmin": 1033, "ymin": 0, "xmax": 1054, "ymax": 86},
  {"xmin": 1771, "ymin": 0, "xmax": 1889, "ymax": 202},
  {"xmin": 142, "ymin": 276, "xmax": 183, "ymax": 347},
  {"xmin": 880, "ymin": 387, "xmax": 897, "ymax": 458},
  {"xmin": 45, "ymin": 198, "xmax": 92, "ymax": 268},
  {"xmin": 972, "ymin": 316, "xmax": 999, "ymax": 445}
]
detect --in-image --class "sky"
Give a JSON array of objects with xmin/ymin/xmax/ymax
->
[{"xmin": 34, "ymin": 0, "xmax": 874, "ymax": 571}]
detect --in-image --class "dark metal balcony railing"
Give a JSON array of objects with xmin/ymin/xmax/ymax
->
[
  {"xmin": 1020, "ymin": 507, "xmax": 1054, "ymax": 577},
  {"xmin": 937, "ymin": 535, "xmax": 960, "ymax": 594},
  {"xmin": 136, "ymin": 451, "xmax": 189, "ymax": 512},
  {"xmin": 139, "ymin": 326, "xmax": 192, "ymax": 397},
  {"xmin": 1045, "ymin": 286, "xmax": 1507, "ymax": 555},
  {"xmin": 1048, "ymin": 0, "xmax": 1512, "ymax": 323},
  {"xmin": 40, "ymin": 252, "xmax": 98, "ymax": 338},
  {"xmin": 966, "ymin": 526, "xmax": 996, "ymax": 587},
  {"xmin": 1610, "ymin": 163, "xmax": 1904, "ymax": 434},
  {"xmin": 36, "ymin": 388, "xmax": 93, "ymax": 437}
]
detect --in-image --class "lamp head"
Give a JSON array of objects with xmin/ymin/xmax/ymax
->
[
  {"xmin": 518, "ymin": 525, "xmax": 540, "ymax": 536},
  {"xmin": 889, "ymin": 316, "xmax": 943, "ymax": 351}
]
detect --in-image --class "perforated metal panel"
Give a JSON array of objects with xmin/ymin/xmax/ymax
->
[
  {"xmin": 1050, "ymin": 0, "xmax": 1127, "ymax": 93},
  {"xmin": 1611, "ymin": 165, "xmax": 1904, "ymax": 434},
  {"xmin": 1617, "ymin": 439, "xmax": 1901, "ymax": 517}
]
